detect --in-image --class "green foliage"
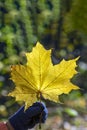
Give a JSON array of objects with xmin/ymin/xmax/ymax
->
[
  {"xmin": 0, "ymin": 0, "xmax": 61, "ymax": 64},
  {"xmin": 64, "ymin": 108, "xmax": 78, "ymax": 117},
  {"xmin": 64, "ymin": 0, "xmax": 87, "ymax": 34}
]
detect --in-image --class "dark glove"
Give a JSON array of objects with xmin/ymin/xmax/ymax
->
[{"xmin": 9, "ymin": 102, "xmax": 48, "ymax": 130}]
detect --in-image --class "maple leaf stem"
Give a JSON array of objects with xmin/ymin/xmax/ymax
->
[
  {"xmin": 36, "ymin": 91, "xmax": 42, "ymax": 129},
  {"xmin": 37, "ymin": 90, "xmax": 42, "ymax": 102},
  {"xmin": 39, "ymin": 123, "xmax": 41, "ymax": 129},
  {"xmin": 39, "ymin": 101, "xmax": 43, "ymax": 130}
]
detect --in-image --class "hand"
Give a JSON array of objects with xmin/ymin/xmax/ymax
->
[{"xmin": 8, "ymin": 102, "xmax": 48, "ymax": 130}]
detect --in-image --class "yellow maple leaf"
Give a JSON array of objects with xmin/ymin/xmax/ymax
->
[{"xmin": 8, "ymin": 42, "xmax": 79, "ymax": 110}]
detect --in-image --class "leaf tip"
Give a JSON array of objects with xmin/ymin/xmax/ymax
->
[{"xmin": 75, "ymin": 56, "xmax": 80, "ymax": 61}]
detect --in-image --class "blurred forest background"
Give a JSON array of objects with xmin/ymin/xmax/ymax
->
[{"xmin": 0, "ymin": 0, "xmax": 87, "ymax": 130}]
